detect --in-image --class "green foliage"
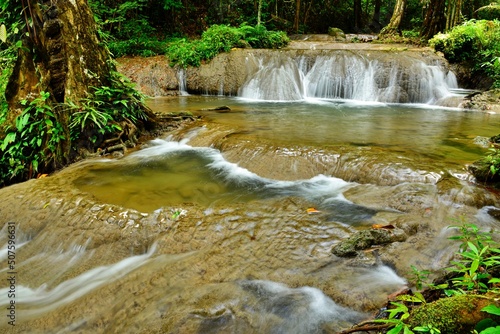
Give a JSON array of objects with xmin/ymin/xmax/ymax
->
[
  {"xmin": 239, "ymin": 24, "xmax": 290, "ymax": 49},
  {"xmin": 413, "ymin": 324, "xmax": 441, "ymax": 333},
  {"xmin": 372, "ymin": 222, "xmax": 499, "ymax": 334},
  {"xmin": 373, "ymin": 301, "xmax": 415, "ymax": 334},
  {"xmin": 429, "ymin": 20, "xmax": 500, "ymax": 88},
  {"xmin": 0, "ymin": 92, "xmax": 65, "ymax": 185},
  {"xmin": 69, "ymin": 70, "xmax": 147, "ymax": 144},
  {"xmin": 163, "ymin": 0, "xmax": 182, "ymax": 11},
  {"xmin": 166, "ymin": 24, "xmax": 289, "ymax": 68},
  {"xmin": 108, "ymin": 38, "xmax": 167, "ymax": 57},
  {"xmin": 476, "ymin": 3, "xmax": 500, "ymax": 20},
  {"xmin": 446, "ymin": 222, "xmax": 500, "ymax": 293},
  {"xmin": 89, "ymin": 0, "xmax": 155, "ymax": 40}
]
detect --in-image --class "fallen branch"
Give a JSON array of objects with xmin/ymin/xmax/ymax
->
[{"xmin": 339, "ymin": 322, "xmax": 390, "ymax": 334}]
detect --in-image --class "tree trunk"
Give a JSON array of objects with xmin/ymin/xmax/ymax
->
[
  {"xmin": 5, "ymin": 0, "xmax": 113, "ymax": 169},
  {"xmin": 2, "ymin": 0, "xmax": 154, "ymax": 183},
  {"xmin": 379, "ymin": 0, "xmax": 407, "ymax": 37},
  {"xmin": 446, "ymin": 0, "xmax": 463, "ymax": 31},
  {"xmin": 257, "ymin": 0, "xmax": 263, "ymax": 26},
  {"xmin": 6, "ymin": 0, "xmax": 112, "ymax": 107},
  {"xmin": 354, "ymin": 0, "xmax": 362, "ymax": 32},
  {"xmin": 369, "ymin": 0, "xmax": 382, "ymax": 32},
  {"xmin": 294, "ymin": 0, "xmax": 301, "ymax": 33},
  {"xmin": 420, "ymin": 0, "xmax": 446, "ymax": 40}
]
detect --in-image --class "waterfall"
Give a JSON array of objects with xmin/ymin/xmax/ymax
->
[
  {"xmin": 238, "ymin": 52, "xmax": 458, "ymax": 104},
  {"xmin": 177, "ymin": 68, "xmax": 189, "ymax": 96},
  {"xmin": 239, "ymin": 55, "xmax": 305, "ymax": 101}
]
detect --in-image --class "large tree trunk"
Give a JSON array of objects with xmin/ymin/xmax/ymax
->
[
  {"xmin": 379, "ymin": 0, "xmax": 407, "ymax": 37},
  {"xmin": 5, "ymin": 0, "xmax": 113, "ymax": 166},
  {"xmin": 420, "ymin": 0, "xmax": 447, "ymax": 40},
  {"xmin": 6, "ymin": 0, "xmax": 112, "ymax": 107},
  {"xmin": 2, "ymin": 0, "xmax": 154, "ymax": 184}
]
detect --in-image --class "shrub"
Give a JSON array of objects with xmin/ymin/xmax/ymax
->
[
  {"xmin": 429, "ymin": 20, "xmax": 500, "ymax": 88},
  {"xmin": 108, "ymin": 37, "xmax": 167, "ymax": 57},
  {"xmin": 165, "ymin": 24, "xmax": 289, "ymax": 68}
]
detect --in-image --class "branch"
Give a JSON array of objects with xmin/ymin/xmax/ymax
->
[{"xmin": 339, "ymin": 322, "xmax": 390, "ymax": 334}]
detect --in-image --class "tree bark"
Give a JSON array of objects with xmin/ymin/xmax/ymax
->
[
  {"xmin": 6, "ymin": 0, "xmax": 112, "ymax": 107},
  {"xmin": 380, "ymin": 0, "xmax": 407, "ymax": 37},
  {"xmin": 294, "ymin": 0, "xmax": 301, "ymax": 33},
  {"xmin": 420, "ymin": 0, "xmax": 447, "ymax": 40}
]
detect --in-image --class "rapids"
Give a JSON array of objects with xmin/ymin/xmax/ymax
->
[{"xmin": 1, "ymin": 53, "xmax": 500, "ymax": 333}]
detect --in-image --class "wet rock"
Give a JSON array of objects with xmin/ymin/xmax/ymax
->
[
  {"xmin": 331, "ymin": 228, "xmax": 408, "ymax": 257},
  {"xmin": 201, "ymin": 105, "xmax": 231, "ymax": 112},
  {"xmin": 460, "ymin": 88, "xmax": 500, "ymax": 112}
]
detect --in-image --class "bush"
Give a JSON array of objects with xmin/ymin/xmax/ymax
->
[
  {"xmin": 108, "ymin": 37, "xmax": 167, "ymax": 57},
  {"xmin": 429, "ymin": 20, "xmax": 500, "ymax": 88},
  {"xmin": 165, "ymin": 24, "xmax": 289, "ymax": 68},
  {"xmin": 240, "ymin": 24, "xmax": 289, "ymax": 49}
]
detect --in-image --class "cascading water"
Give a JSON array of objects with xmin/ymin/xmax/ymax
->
[
  {"xmin": 177, "ymin": 68, "xmax": 189, "ymax": 96},
  {"xmin": 239, "ymin": 52, "xmax": 458, "ymax": 104}
]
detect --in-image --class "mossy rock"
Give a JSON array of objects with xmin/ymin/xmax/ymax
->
[
  {"xmin": 331, "ymin": 228, "xmax": 407, "ymax": 257},
  {"xmin": 327, "ymin": 27, "xmax": 346, "ymax": 41},
  {"xmin": 408, "ymin": 294, "xmax": 500, "ymax": 334},
  {"xmin": 468, "ymin": 160, "xmax": 500, "ymax": 184}
]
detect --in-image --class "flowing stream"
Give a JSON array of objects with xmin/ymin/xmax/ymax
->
[{"xmin": 1, "ymin": 55, "xmax": 500, "ymax": 334}]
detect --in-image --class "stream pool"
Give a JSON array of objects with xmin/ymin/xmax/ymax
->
[{"xmin": 1, "ymin": 95, "xmax": 499, "ymax": 333}]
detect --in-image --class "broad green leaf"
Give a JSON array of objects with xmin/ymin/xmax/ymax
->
[
  {"xmin": 470, "ymin": 258, "xmax": 479, "ymax": 275},
  {"xmin": 468, "ymin": 241, "xmax": 479, "ymax": 254},
  {"xmin": 0, "ymin": 24, "xmax": 6, "ymax": 43},
  {"xmin": 387, "ymin": 323, "xmax": 404, "ymax": 334},
  {"xmin": 479, "ymin": 326, "xmax": 500, "ymax": 334},
  {"xmin": 403, "ymin": 326, "xmax": 415, "ymax": 334},
  {"xmin": 1, "ymin": 132, "xmax": 16, "ymax": 151},
  {"xmin": 482, "ymin": 304, "xmax": 500, "ymax": 316},
  {"xmin": 16, "ymin": 113, "xmax": 30, "ymax": 131}
]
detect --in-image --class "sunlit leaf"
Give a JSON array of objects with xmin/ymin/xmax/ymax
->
[
  {"xmin": 0, "ymin": 24, "xmax": 7, "ymax": 43},
  {"xmin": 482, "ymin": 304, "xmax": 500, "ymax": 316}
]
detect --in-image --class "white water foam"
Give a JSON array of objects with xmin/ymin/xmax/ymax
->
[
  {"xmin": 238, "ymin": 279, "xmax": 366, "ymax": 333},
  {"xmin": 124, "ymin": 137, "xmax": 353, "ymax": 204},
  {"xmin": 0, "ymin": 243, "xmax": 157, "ymax": 318},
  {"xmin": 239, "ymin": 53, "xmax": 458, "ymax": 104}
]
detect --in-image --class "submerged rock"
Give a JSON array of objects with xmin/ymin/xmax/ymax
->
[{"xmin": 331, "ymin": 227, "xmax": 408, "ymax": 257}]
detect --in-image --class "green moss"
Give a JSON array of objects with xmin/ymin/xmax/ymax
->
[{"xmin": 408, "ymin": 295, "xmax": 498, "ymax": 334}]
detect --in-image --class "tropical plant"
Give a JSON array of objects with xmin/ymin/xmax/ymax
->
[
  {"xmin": 68, "ymin": 69, "xmax": 148, "ymax": 146},
  {"xmin": 0, "ymin": 92, "xmax": 65, "ymax": 185}
]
